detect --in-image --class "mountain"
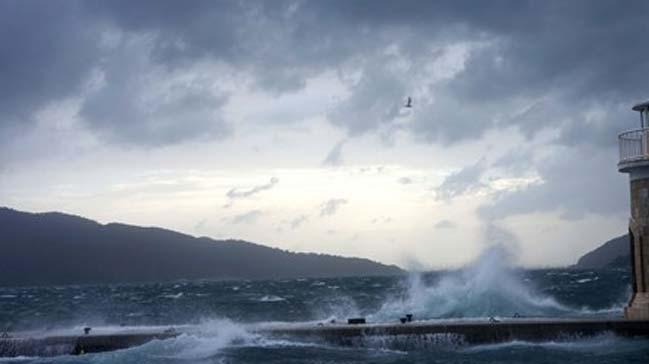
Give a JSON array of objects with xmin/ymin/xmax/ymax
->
[
  {"xmin": 0, "ymin": 207, "xmax": 403, "ymax": 286},
  {"xmin": 573, "ymin": 234, "xmax": 630, "ymax": 269}
]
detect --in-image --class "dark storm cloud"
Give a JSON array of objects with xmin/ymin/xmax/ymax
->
[
  {"xmin": 326, "ymin": 62, "xmax": 409, "ymax": 136},
  {"xmin": 86, "ymin": 0, "xmax": 247, "ymax": 66},
  {"xmin": 0, "ymin": 0, "xmax": 99, "ymax": 129},
  {"xmin": 2, "ymin": 0, "xmax": 648, "ymax": 148},
  {"xmin": 0, "ymin": 0, "xmax": 646, "ymax": 228},
  {"xmin": 304, "ymin": 0, "xmax": 649, "ymax": 146},
  {"xmin": 0, "ymin": 0, "xmax": 257, "ymax": 146},
  {"xmin": 79, "ymin": 38, "xmax": 232, "ymax": 145}
]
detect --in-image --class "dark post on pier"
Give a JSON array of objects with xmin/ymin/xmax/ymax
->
[{"xmin": 618, "ymin": 100, "xmax": 649, "ymax": 320}]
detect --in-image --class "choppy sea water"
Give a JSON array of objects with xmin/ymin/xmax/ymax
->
[{"xmin": 1, "ymin": 249, "xmax": 647, "ymax": 363}]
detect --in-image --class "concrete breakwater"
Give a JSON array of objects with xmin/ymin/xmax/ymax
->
[
  {"xmin": 259, "ymin": 319, "xmax": 649, "ymax": 346},
  {"xmin": 2, "ymin": 319, "xmax": 649, "ymax": 357},
  {"xmin": 0, "ymin": 331, "xmax": 180, "ymax": 357}
]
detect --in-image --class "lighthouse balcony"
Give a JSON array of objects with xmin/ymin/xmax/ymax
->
[{"xmin": 618, "ymin": 128, "xmax": 649, "ymax": 172}]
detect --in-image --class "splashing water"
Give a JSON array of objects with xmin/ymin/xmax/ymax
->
[
  {"xmin": 131, "ymin": 319, "xmax": 329, "ymax": 363},
  {"xmin": 373, "ymin": 245, "xmax": 570, "ymax": 320},
  {"xmin": 165, "ymin": 319, "xmax": 259, "ymax": 360}
]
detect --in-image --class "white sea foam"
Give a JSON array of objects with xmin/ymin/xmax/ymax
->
[
  {"xmin": 258, "ymin": 295, "xmax": 285, "ymax": 302},
  {"xmin": 463, "ymin": 332, "xmax": 647, "ymax": 354},
  {"xmin": 133, "ymin": 319, "xmax": 331, "ymax": 361},
  {"xmin": 167, "ymin": 319, "xmax": 256, "ymax": 360},
  {"xmin": 0, "ymin": 356, "xmax": 39, "ymax": 363},
  {"xmin": 576, "ymin": 277, "xmax": 598, "ymax": 284},
  {"xmin": 574, "ymin": 302, "xmax": 626, "ymax": 316},
  {"xmin": 372, "ymin": 245, "xmax": 570, "ymax": 320},
  {"xmin": 162, "ymin": 292, "xmax": 184, "ymax": 299}
]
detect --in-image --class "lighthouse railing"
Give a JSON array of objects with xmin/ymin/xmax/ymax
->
[{"xmin": 619, "ymin": 128, "xmax": 649, "ymax": 163}]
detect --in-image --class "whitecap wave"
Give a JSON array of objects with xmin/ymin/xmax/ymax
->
[
  {"xmin": 258, "ymin": 295, "xmax": 285, "ymax": 302},
  {"xmin": 161, "ymin": 292, "xmax": 184, "ymax": 299},
  {"xmin": 576, "ymin": 277, "xmax": 599, "ymax": 284}
]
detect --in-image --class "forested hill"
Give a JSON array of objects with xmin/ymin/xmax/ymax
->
[
  {"xmin": 0, "ymin": 207, "xmax": 403, "ymax": 287},
  {"xmin": 573, "ymin": 234, "xmax": 630, "ymax": 269}
]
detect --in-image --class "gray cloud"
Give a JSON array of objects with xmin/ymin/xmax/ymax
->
[
  {"xmin": 227, "ymin": 177, "xmax": 279, "ymax": 200},
  {"xmin": 1, "ymin": 0, "xmax": 643, "ymax": 270},
  {"xmin": 319, "ymin": 198, "xmax": 348, "ymax": 217},
  {"xmin": 492, "ymin": 148, "xmax": 535, "ymax": 175},
  {"xmin": 2, "ymin": 1, "xmax": 648, "ymax": 149},
  {"xmin": 398, "ymin": 177, "xmax": 413, "ymax": 185},
  {"xmin": 0, "ymin": 1, "xmax": 100, "ymax": 130},
  {"xmin": 435, "ymin": 159, "xmax": 486, "ymax": 201},
  {"xmin": 434, "ymin": 220, "xmax": 457, "ymax": 229},
  {"xmin": 327, "ymin": 62, "xmax": 408, "ymax": 136},
  {"xmin": 322, "ymin": 139, "xmax": 346, "ymax": 166},
  {"xmin": 478, "ymin": 147, "xmax": 627, "ymax": 221},
  {"xmin": 289, "ymin": 215, "xmax": 309, "ymax": 229},
  {"xmin": 79, "ymin": 37, "xmax": 231, "ymax": 146},
  {"xmin": 230, "ymin": 210, "xmax": 263, "ymax": 225},
  {"xmin": 0, "ymin": 0, "xmax": 646, "ymax": 227}
]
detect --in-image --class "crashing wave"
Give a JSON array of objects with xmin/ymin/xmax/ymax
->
[{"xmin": 372, "ymin": 245, "xmax": 570, "ymax": 320}]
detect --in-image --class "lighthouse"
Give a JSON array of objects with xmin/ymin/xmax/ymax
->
[{"xmin": 619, "ymin": 100, "xmax": 649, "ymax": 320}]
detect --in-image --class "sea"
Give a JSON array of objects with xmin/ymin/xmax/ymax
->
[{"xmin": 1, "ymin": 247, "xmax": 648, "ymax": 364}]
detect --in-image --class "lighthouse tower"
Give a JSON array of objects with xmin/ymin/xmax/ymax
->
[{"xmin": 619, "ymin": 100, "xmax": 649, "ymax": 320}]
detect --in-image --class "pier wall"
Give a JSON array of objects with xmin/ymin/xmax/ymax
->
[
  {"xmin": 3, "ymin": 319, "xmax": 649, "ymax": 357},
  {"xmin": 626, "ymin": 177, "xmax": 649, "ymax": 319}
]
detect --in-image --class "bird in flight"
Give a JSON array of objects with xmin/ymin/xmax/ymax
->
[{"xmin": 405, "ymin": 97, "xmax": 412, "ymax": 108}]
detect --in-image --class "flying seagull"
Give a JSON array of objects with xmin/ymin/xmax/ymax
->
[{"xmin": 405, "ymin": 97, "xmax": 412, "ymax": 108}]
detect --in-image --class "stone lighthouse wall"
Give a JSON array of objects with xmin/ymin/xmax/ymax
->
[{"xmin": 626, "ymin": 177, "xmax": 649, "ymax": 319}]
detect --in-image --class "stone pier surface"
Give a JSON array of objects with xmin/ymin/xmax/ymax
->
[
  {"xmin": 3, "ymin": 319, "xmax": 649, "ymax": 357},
  {"xmin": 0, "ymin": 330, "xmax": 179, "ymax": 357},
  {"xmin": 258, "ymin": 319, "xmax": 649, "ymax": 345}
]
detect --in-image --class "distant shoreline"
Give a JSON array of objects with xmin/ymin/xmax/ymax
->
[{"xmin": 0, "ymin": 207, "xmax": 404, "ymax": 287}]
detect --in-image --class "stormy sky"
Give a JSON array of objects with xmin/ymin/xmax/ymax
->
[{"xmin": 1, "ymin": 0, "xmax": 647, "ymax": 268}]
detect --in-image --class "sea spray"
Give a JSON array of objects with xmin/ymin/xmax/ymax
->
[
  {"xmin": 156, "ymin": 319, "xmax": 259, "ymax": 360},
  {"xmin": 372, "ymin": 245, "xmax": 569, "ymax": 320},
  {"xmin": 311, "ymin": 295, "xmax": 361, "ymax": 323},
  {"xmin": 142, "ymin": 319, "xmax": 330, "ymax": 362},
  {"xmin": 462, "ymin": 332, "xmax": 644, "ymax": 354}
]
